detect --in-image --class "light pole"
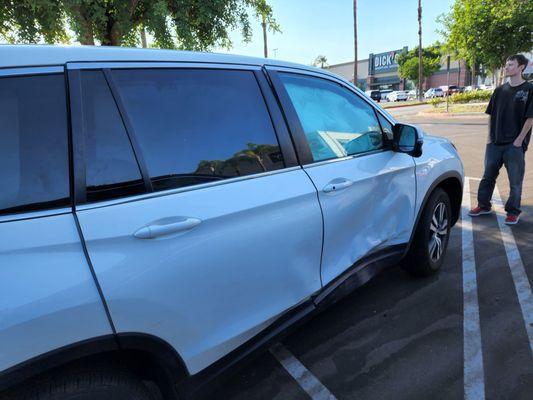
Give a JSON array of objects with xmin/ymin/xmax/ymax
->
[
  {"xmin": 354, "ymin": 0, "xmax": 358, "ymax": 87},
  {"xmin": 273, "ymin": 48, "xmax": 278, "ymax": 58},
  {"xmin": 418, "ymin": 0, "xmax": 423, "ymax": 101}
]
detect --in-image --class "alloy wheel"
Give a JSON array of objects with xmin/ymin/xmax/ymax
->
[{"xmin": 429, "ymin": 202, "xmax": 448, "ymax": 262}]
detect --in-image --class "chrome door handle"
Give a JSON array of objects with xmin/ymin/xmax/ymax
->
[
  {"xmin": 323, "ymin": 178, "xmax": 354, "ymax": 193},
  {"xmin": 134, "ymin": 217, "xmax": 202, "ymax": 239}
]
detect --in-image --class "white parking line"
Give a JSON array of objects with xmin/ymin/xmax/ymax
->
[
  {"xmin": 462, "ymin": 177, "xmax": 486, "ymax": 400},
  {"xmin": 270, "ymin": 343, "xmax": 337, "ymax": 400},
  {"xmin": 492, "ymin": 186, "xmax": 533, "ymax": 356}
]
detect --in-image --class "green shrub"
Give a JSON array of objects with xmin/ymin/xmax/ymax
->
[
  {"xmin": 449, "ymin": 90, "xmax": 493, "ymax": 104},
  {"xmin": 429, "ymin": 97, "xmax": 444, "ymax": 107}
]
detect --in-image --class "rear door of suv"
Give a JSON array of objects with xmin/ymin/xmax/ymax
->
[
  {"xmin": 67, "ymin": 63, "xmax": 324, "ymax": 374},
  {"xmin": 267, "ymin": 68, "xmax": 416, "ymax": 285}
]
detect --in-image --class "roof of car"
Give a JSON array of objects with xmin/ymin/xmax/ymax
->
[{"xmin": 1, "ymin": 44, "xmax": 335, "ymax": 77}]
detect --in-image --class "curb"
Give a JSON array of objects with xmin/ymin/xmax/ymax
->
[{"xmin": 382, "ymin": 101, "xmax": 428, "ymax": 109}]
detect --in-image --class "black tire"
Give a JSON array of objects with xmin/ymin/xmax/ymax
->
[
  {"xmin": 403, "ymin": 188, "xmax": 451, "ymax": 277},
  {"xmin": 3, "ymin": 367, "xmax": 155, "ymax": 400}
]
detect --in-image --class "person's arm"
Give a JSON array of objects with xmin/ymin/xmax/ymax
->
[
  {"xmin": 485, "ymin": 91, "xmax": 496, "ymax": 144},
  {"xmin": 513, "ymin": 91, "xmax": 533, "ymax": 147},
  {"xmin": 487, "ymin": 116, "xmax": 492, "ymax": 143},
  {"xmin": 513, "ymin": 117, "xmax": 533, "ymax": 147}
]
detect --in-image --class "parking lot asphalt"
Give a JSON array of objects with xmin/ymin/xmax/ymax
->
[{"xmin": 213, "ymin": 108, "xmax": 533, "ymax": 400}]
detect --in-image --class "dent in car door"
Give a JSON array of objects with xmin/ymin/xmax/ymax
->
[{"xmin": 270, "ymin": 70, "xmax": 416, "ymax": 285}]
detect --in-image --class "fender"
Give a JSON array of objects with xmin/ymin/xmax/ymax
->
[{"xmin": 404, "ymin": 170, "xmax": 463, "ymax": 257}]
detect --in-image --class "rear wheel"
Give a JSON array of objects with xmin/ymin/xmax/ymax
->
[
  {"xmin": 3, "ymin": 367, "xmax": 155, "ymax": 400},
  {"xmin": 403, "ymin": 188, "xmax": 451, "ymax": 277}
]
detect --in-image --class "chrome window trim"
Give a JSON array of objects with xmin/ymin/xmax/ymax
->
[
  {"xmin": 67, "ymin": 62, "xmax": 261, "ymax": 71},
  {"xmin": 0, "ymin": 66, "xmax": 64, "ymax": 77},
  {"xmin": 0, "ymin": 207, "xmax": 72, "ymax": 224},
  {"xmin": 76, "ymin": 166, "xmax": 302, "ymax": 211}
]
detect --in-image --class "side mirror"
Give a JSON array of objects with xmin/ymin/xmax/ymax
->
[{"xmin": 392, "ymin": 123, "xmax": 423, "ymax": 157}]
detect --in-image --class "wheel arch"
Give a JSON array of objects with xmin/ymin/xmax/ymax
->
[
  {"xmin": 0, "ymin": 333, "xmax": 189, "ymax": 398},
  {"xmin": 405, "ymin": 171, "xmax": 463, "ymax": 256}
]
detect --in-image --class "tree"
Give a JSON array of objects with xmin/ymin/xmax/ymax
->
[
  {"xmin": 0, "ymin": 0, "xmax": 279, "ymax": 50},
  {"xmin": 256, "ymin": 1, "xmax": 280, "ymax": 57},
  {"xmin": 439, "ymin": 0, "xmax": 533, "ymax": 85},
  {"xmin": 313, "ymin": 55, "xmax": 328, "ymax": 68},
  {"xmin": 397, "ymin": 45, "xmax": 442, "ymax": 86}
]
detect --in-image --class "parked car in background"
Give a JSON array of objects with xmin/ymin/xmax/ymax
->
[
  {"xmin": 407, "ymin": 89, "xmax": 417, "ymax": 100},
  {"xmin": 387, "ymin": 90, "xmax": 408, "ymax": 102},
  {"xmin": 439, "ymin": 85, "xmax": 460, "ymax": 96},
  {"xmin": 365, "ymin": 90, "xmax": 381, "ymax": 102},
  {"xmin": 380, "ymin": 89, "xmax": 393, "ymax": 101},
  {"xmin": 464, "ymin": 85, "xmax": 479, "ymax": 92},
  {"xmin": 0, "ymin": 45, "xmax": 464, "ymax": 400},
  {"xmin": 424, "ymin": 88, "xmax": 444, "ymax": 99}
]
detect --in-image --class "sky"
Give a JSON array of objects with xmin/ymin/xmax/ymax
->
[{"xmin": 213, "ymin": 0, "xmax": 455, "ymax": 66}]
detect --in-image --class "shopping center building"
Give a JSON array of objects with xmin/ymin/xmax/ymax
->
[{"xmin": 326, "ymin": 47, "xmax": 470, "ymax": 91}]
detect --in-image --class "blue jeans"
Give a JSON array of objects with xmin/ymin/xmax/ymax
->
[{"xmin": 477, "ymin": 143, "xmax": 525, "ymax": 216}]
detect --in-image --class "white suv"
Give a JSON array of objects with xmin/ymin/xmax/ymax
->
[
  {"xmin": 0, "ymin": 45, "xmax": 463, "ymax": 400},
  {"xmin": 387, "ymin": 90, "xmax": 408, "ymax": 101}
]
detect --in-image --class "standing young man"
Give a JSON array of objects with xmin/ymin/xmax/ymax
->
[{"xmin": 469, "ymin": 54, "xmax": 533, "ymax": 224}]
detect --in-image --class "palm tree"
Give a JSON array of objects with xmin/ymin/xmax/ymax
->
[
  {"xmin": 261, "ymin": 13, "xmax": 268, "ymax": 57},
  {"xmin": 353, "ymin": 0, "xmax": 358, "ymax": 86},
  {"xmin": 314, "ymin": 55, "xmax": 328, "ymax": 69},
  {"xmin": 256, "ymin": 4, "xmax": 281, "ymax": 58}
]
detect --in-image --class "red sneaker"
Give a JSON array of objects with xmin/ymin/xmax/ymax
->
[
  {"xmin": 468, "ymin": 206, "xmax": 492, "ymax": 217},
  {"xmin": 505, "ymin": 214, "xmax": 519, "ymax": 225}
]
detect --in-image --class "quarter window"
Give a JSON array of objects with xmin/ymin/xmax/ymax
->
[
  {"xmin": 376, "ymin": 112, "xmax": 394, "ymax": 141},
  {"xmin": 80, "ymin": 71, "xmax": 146, "ymax": 202},
  {"xmin": 111, "ymin": 69, "xmax": 284, "ymax": 192},
  {"xmin": 279, "ymin": 73, "xmax": 384, "ymax": 162},
  {"xmin": 0, "ymin": 74, "xmax": 69, "ymax": 215}
]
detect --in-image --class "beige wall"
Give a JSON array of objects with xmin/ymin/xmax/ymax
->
[{"xmin": 326, "ymin": 59, "xmax": 369, "ymax": 82}]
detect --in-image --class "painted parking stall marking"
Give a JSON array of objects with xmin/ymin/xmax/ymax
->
[
  {"xmin": 270, "ymin": 343, "xmax": 337, "ymax": 400},
  {"xmin": 492, "ymin": 185, "xmax": 533, "ymax": 356},
  {"xmin": 462, "ymin": 177, "xmax": 486, "ymax": 400}
]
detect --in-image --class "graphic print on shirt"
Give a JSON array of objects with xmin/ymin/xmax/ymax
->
[{"xmin": 515, "ymin": 90, "xmax": 528, "ymax": 103}]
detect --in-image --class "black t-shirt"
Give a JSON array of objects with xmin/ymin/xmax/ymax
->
[{"xmin": 486, "ymin": 81, "xmax": 533, "ymax": 150}]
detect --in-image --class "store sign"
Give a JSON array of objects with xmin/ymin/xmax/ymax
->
[{"xmin": 370, "ymin": 48, "xmax": 407, "ymax": 74}]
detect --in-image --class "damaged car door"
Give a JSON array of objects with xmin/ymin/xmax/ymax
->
[{"xmin": 272, "ymin": 71, "xmax": 416, "ymax": 285}]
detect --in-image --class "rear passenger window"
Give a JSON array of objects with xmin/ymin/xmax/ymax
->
[
  {"xmin": 111, "ymin": 69, "xmax": 284, "ymax": 192},
  {"xmin": 0, "ymin": 74, "xmax": 69, "ymax": 215},
  {"xmin": 80, "ymin": 71, "xmax": 146, "ymax": 202}
]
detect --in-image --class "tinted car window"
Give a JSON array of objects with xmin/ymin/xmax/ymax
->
[
  {"xmin": 0, "ymin": 74, "xmax": 69, "ymax": 215},
  {"xmin": 111, "ymin": 69, "xmax": 284, "ymax": 192},
  {"xmin": 279, "ymin": 73, "xmax": 384, "ymax": 162},
  {"xmin": 80, "ymin": 71, "xmax": 146, "ymax": 202}
]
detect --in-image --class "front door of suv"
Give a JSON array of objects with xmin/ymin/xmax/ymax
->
[
  {"xmin": 269, "ymin": 70, "xmax": 416, "ymax": 284},
  {"xmin": 69, "ymin": 65, "xmax": 323, "ymax": 374}
]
